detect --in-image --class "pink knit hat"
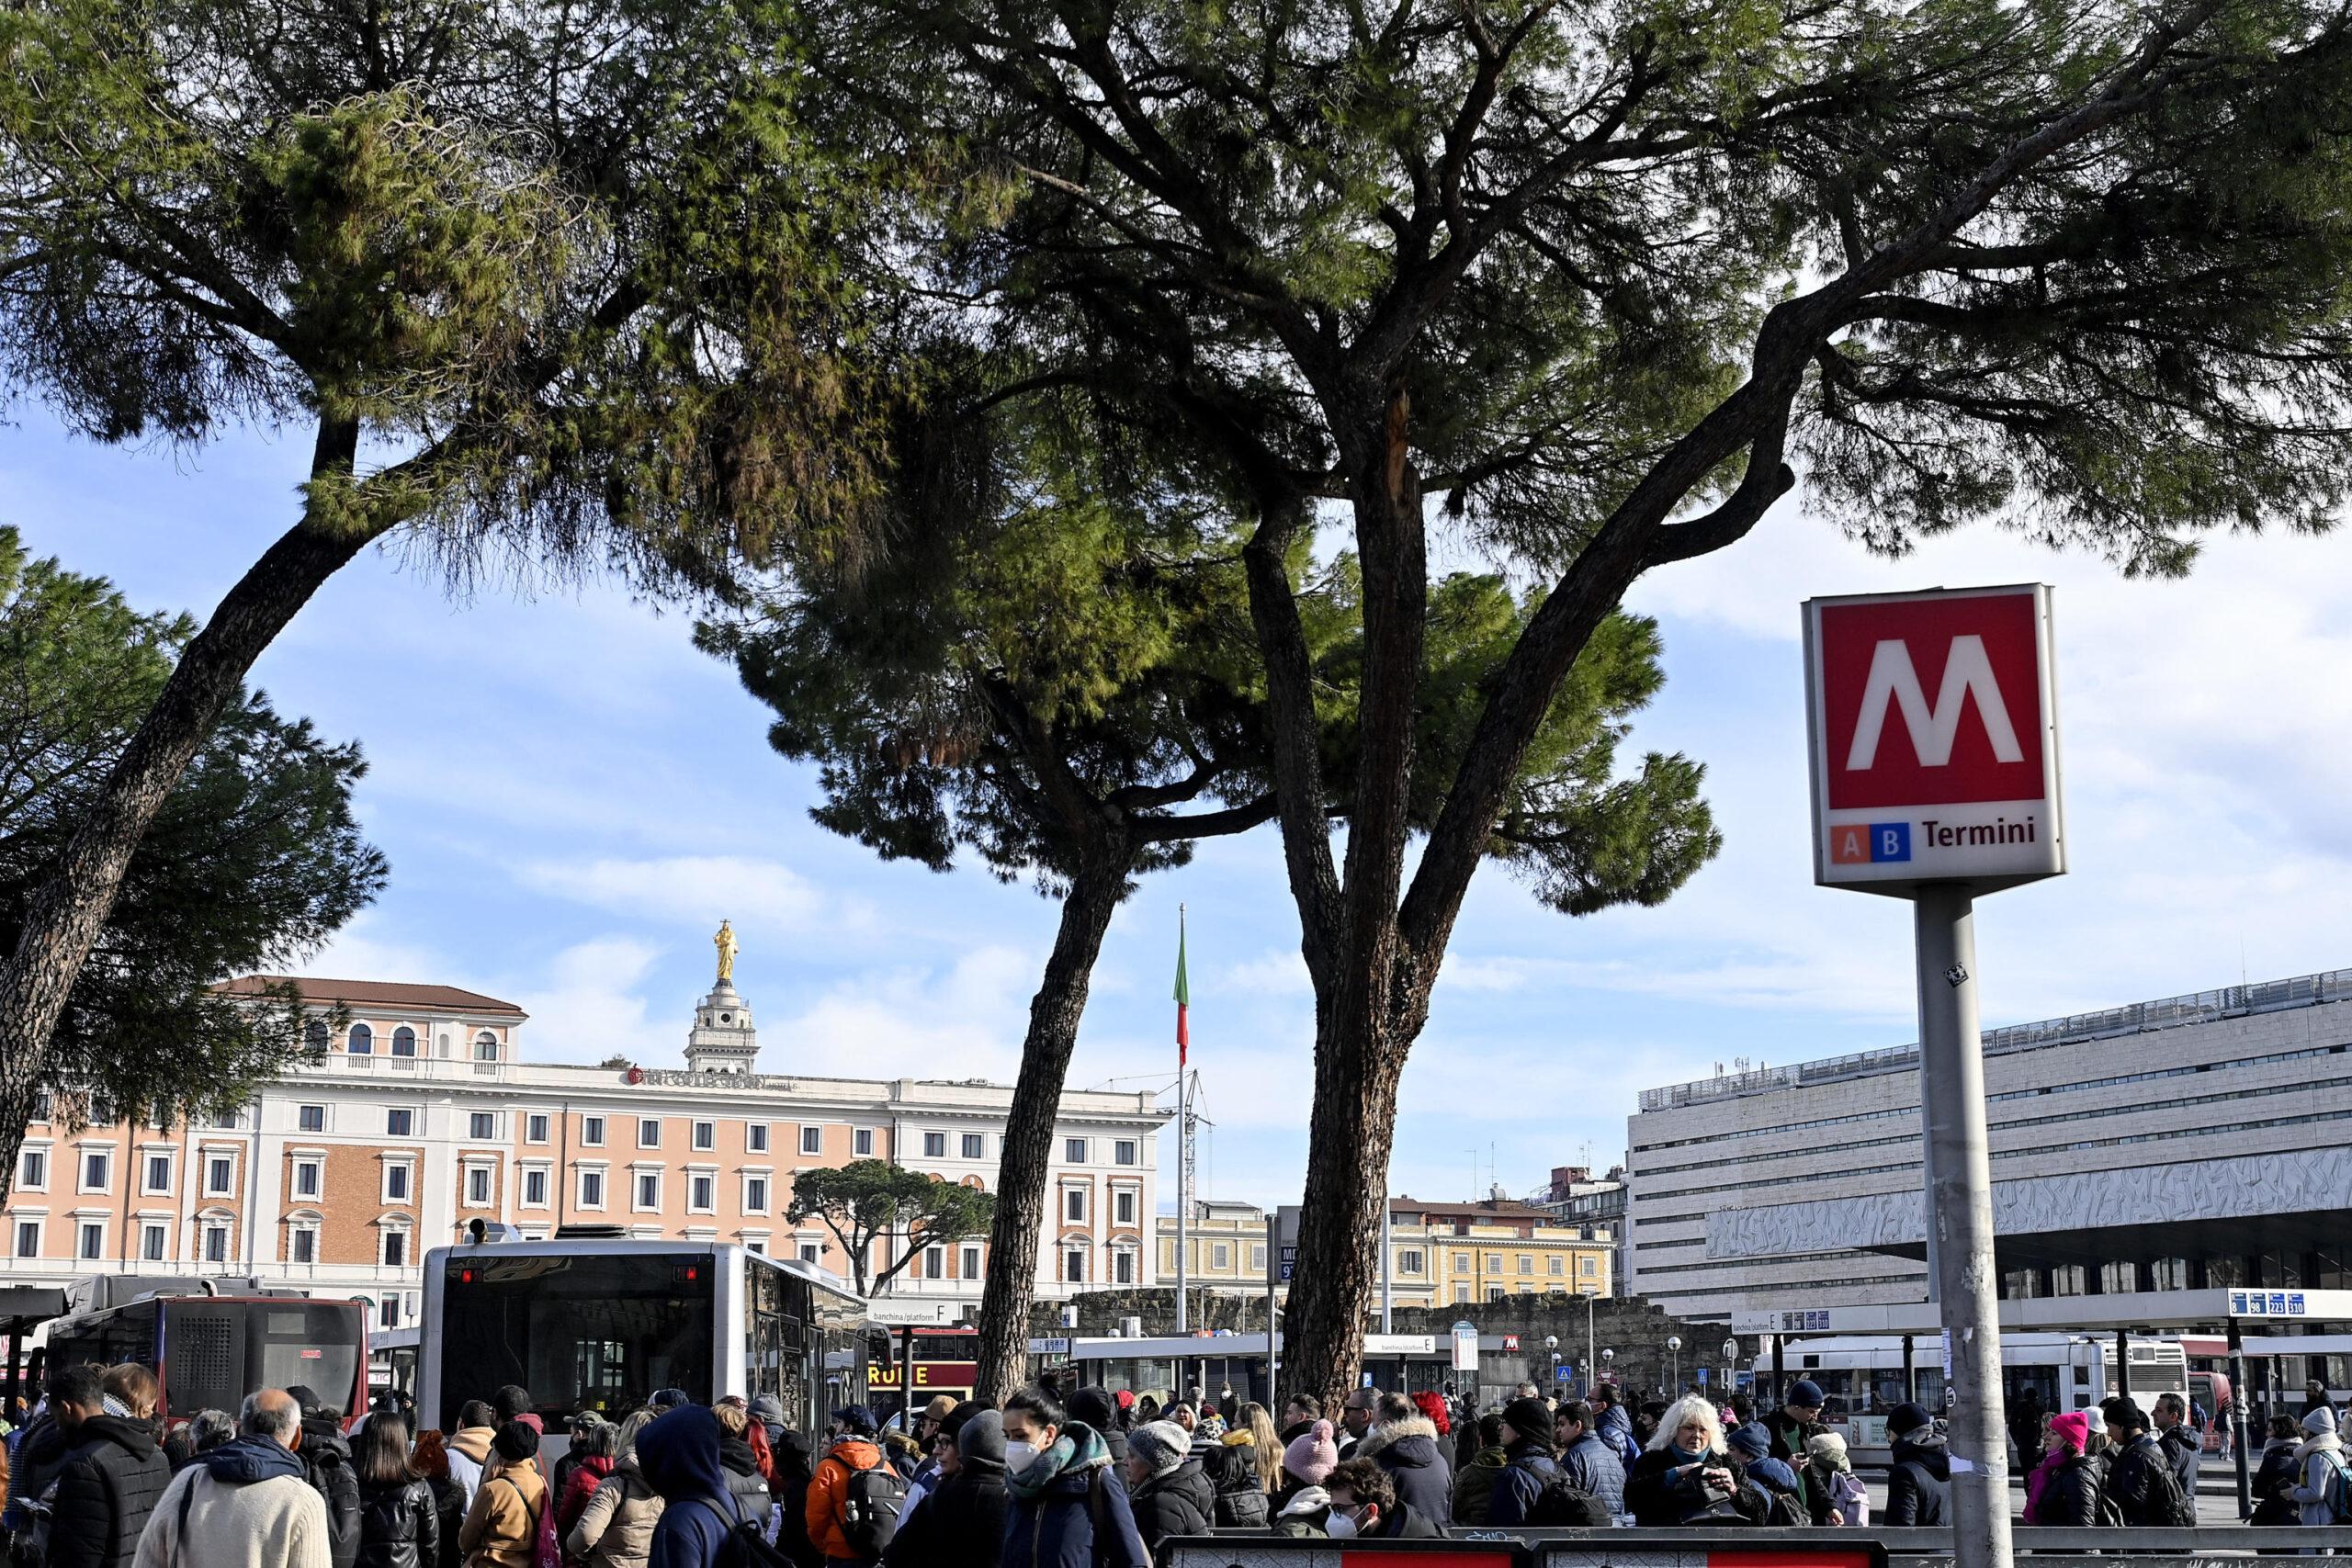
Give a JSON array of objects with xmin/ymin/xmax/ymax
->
[
  {"xmin": 1283, "ymin": 1417, "xmax": 1339, "ymax": 1484},
  {"xmin": 2048, "ymin": 1410, "xmax": 2091, "ymax": 1453}
]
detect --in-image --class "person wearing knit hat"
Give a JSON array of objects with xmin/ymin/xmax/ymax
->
[
  {"xmin": 1883, "ymin": 1401, "xmax": 1950, "ymax": 1526},
  {"xmin": 1125, "ymin": 1421, "xmax": 1214, "ymax": 1556},
  {"xmin": 1283, "ymin": 1418, "xmax": 1340, "ymax": 1497},
  {"xmin": 888, "ymin": 1407, "xmax": 1012, "ymax": 1567},
  {"xmin": 2099, "ymin": 1396, "xmax": 2190, "ymax": 1527},
  {"xmin": 2290, "ymin": 1403, "xmax": 2346, "ymax": 1528},
  {"xmin": 1487, "ymin": 1397, "xmax": 1565, "ymax": 1527},
  {"xmin": 2022, "ymin": 1410, "xmax": 2097, "ymax": 1527},
  {"xmin": 1804, "ymin": 1431, "xmax": 1871, "ymax": 1526},
  {"xmin": 1764, "ymin": 1379, "xmax": 1828, "ymax": 1492}
]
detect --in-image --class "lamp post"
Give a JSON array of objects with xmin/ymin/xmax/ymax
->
[
  {"xmin": 1722, "ymin": 1337, "xmax": 1739, "ymax": 1399},
  {"xmin": 1584, "ymin": 1290, "xmax": 1600, "ymax": 1395},
  {"xmin": 1545, "ymin": 1334, "xmax": 1559, "ymax": 1393},
  {"xmin": 1601, "ymin": 1347, "xmax": 1614, "ymax": 1391},
  {"xmin": 1668, "ymin": 1335, "xmax": 1682, "ymax": 1394}
]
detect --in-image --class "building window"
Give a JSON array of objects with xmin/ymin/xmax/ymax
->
[
  {"xmin": 1211, "ymin": 1243, "xmax": 1230, "ymax": 1269},
  {"xmin": 388, "ymin": 1109, "xmax": 414, "ymax": 1137},
  {"xmin": 78, "ymin": 1222, "xmax": 104, "ymax": 1260},
  {"xmin": 348, "ymin": 1023, "xmax": 373, "ymax": 1055},
  {"xmin": 1454, "ymin": 1253, "xmax": 1471, "ymax": 1272},
  {"xmin": 525, "ymin": 1112, "xmax": 548, "ymax": 1144},
  {"xmin": 1251, "ymin": 1244, "xmax": 1267, "ymax": 1272},
  {"xmin": 922, "ymin": 1133, "xmax": 945, "ymax": 1158},
  {"xmin": 522, "ymin": 1168, "xmax": 548, "ymax": 1207},
  {"xmin": 299, "ymin": 1105, "xmax": 325, "ymax": 1133},
  {"xmin": 469, "ymin": 1112, "xmax": 496, "ymax": 1140},
  {"xmin": 17, "ymin": 1149, "xmax": 42, "ymax": 1190},
  {"xmin": 28, "ymin": 1090, "xmax": 50, "ymax": 1122},
  {"xmin": 1066, "ymin": 1247, "xmax": 1086, "ymax": 1282},
  {"xmin": 13, "ymin": 1222, "xmax": 37, "ymax": 1258},
  {"xmin": 962, "ymin": 1246, "xmax": 981, "ymax": 1279},
  {"xmin": 1519, "ymin": 1255, "xmax": 1533, "ymax": 1275},
  {"xmin": 382, "ymin": 1231, "xmax": 407, "ymax": 1268},
  {"xmin": 289, "ymin": 1227, "xmax": 316, "ymax": 1264},
  {"xmin": 639, "ymin": 1118, "xmax": 661, "ymax": 1149},
  {"xmin": 88, "ymin": 1094, "xmax": 116, "ymax": 1127},
  {"xmin": 748, "ymin": 1124, "xmax": 769, "ymax": 1154},
  {"xmin": 1486, "ymin": 1255, "xmax": 1501, "ymax": 1274},
  {"xmin": 306, "ymin": 1020, "xmax": 330, "ymax": 1052},
  {"xmin": 1487, "ymin": 1285, "xmax": 1506, "ymax": 1303},
  {"xmin": 1065, "ymin": 1190, "xmax": 1085, "ymax": 1222},
  {"xmin": 206, "ymin": 1156, "xmax": 233, "ymax": 1196},
  {"xmin": 582, "ymin": 1116, "xmax": 605, "ymax": 1146},
  {"xmin": 1114, "ymin": 1140, "xmax": 1137, "ymax": 1166},
  {"xmin": 379, "ymin": 1296, "xmax": 401, "ymax": 1329},
  {"xmin": 854, "ymin": 1129, "xmax": 875, "ymax": 1156},
  {"xmin": 80, "ymin": 1150, "xmax": 109, "ymax": 1191},
  {"xmin": 1064, "ymin": 1138, "xmax": 1087, "ymax": 1164},
  {"xmin": 385, "ymin": 1164, "xmax": 412, "ymax": 1202},
  {"xmin": 1114, "ymin": 1250, "xmax": 1134, "ymax": 1285},
  {"xmin": 636, "ymin": 1173, "xmax": 661, "ymax": 1210},
  {"xmin": 1548, "ymin": 1255, "xmax": 1565, "ymax": 1276},
  {"xmin": 745, "ymin": 1177, "xmax": 769, "ymax": 1213},
  {"xmin": 690, "ymin": 1175, "xmax": 714, "ymax": 1212},
  {"xmin": 141, "ymin": 1224, "xmax": 165, "ymax": 1262},
  {"xmin": 924, "ymin": 1246, "xmax": 944, "ymax": 1279},
  {"xmin": 212, "ymin": 1110, "xmax": 239, "ymax": 1131},
  {"xmin": 580, "ymin": 1170, "xmax": 605, "ymax": 1209},
  {"xmin": 800, "ymin": 1126, "xmax": 823, "ymax": 1156},
  {"xmin": 474, "ymin": 1032, "xmax": 500, "ymax": 1062},
  {"xmin": 799, "ymin": 1242, "xmax": 821, "ymax": 1265},
  {"xmin": 1114, "ymin": 1190, "xmax": 1136, "ymax": 1225},
  {"xmin": 466, "ymin": 1167, "xmax": 491, "ymax": 1205},
  {"xmin": 392, "ymin": 1026, "xmax": 417, "ymax": 1057},
  {"xmin": 1401, "ymin": 1248, "xmax": 1425, "ymax": 1275},
  {"xmin": 693, "ymin": 1122, "xmax": 715, "ymax": 1152},
  {"xmin": 203, "ymin": 1224, "xmax": 230, "ymax": 1264},
  {"xmin": 960, "ymin": 1134, "xmax": 984, "ymax": 1160},
  {"xmin": 293, "ymin": 1160, "xmax": 321, "ymax": 1200},
  {"xmin": 1581, "ymin": 1256, "xmax": 1597, "ymax": 1276}
]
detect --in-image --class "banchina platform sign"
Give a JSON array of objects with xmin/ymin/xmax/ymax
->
[{"xmin": 1803, "ymin": 583, "xmax": 2065, "ymax": 895}]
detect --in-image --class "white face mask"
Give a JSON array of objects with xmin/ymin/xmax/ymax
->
[
  {"xmin": 1003, "ymin": 1439, "xmax": 1039, "ymax": 1473},
  {"xmin": 1325, "ymin": 1510, "xmax": 1359, "ymax": 1540}
]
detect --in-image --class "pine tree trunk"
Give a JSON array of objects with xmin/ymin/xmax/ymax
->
[
  {"xmin": 0, "ymin": 421, "xmax": 366, "ymax": 1209},
  {"xmin": 972, "ymin": 853, "xmax": 1128, "ymax": 1405}
]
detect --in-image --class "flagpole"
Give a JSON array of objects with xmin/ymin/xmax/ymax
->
[{"xmin": 1175, "ymin": 905, "xmax": 1189, "ymax": 1337}]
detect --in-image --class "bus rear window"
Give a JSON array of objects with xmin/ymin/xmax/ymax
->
[{"xmin": 437, "ymin": 1255, "xmax": 715, "ymax": 1430}]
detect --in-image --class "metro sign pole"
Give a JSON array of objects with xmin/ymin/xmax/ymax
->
[{"xmin": 1804, "ymin": 584, "xmax": 2065, "ymax": 1568}]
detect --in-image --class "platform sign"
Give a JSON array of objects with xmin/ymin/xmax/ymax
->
[
  {"xmin": 1804, "ymin": 584, "xmax": 2064, "ymax": 896},
  {"xmin": 1451, "ymin": 1321, "xmax": 1480, "ymax": 1372}
]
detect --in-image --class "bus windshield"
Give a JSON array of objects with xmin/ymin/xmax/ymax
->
[{"xmin": 435, "ymin": 1253, "xmax": 715, "ymax": 1429}]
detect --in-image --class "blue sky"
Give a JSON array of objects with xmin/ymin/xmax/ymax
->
[{"xmin": 7, "ymin": 406, "xmax": 2351, "ymax": 1213}]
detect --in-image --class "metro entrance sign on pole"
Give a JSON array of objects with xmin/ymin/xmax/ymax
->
[{"xmin": 1804, "ymin": 583, "xmax": 2065, "ymax": 1568}]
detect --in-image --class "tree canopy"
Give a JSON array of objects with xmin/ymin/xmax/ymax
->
[
  {"xmin": 786, "ymin": 1158, "xmax": 999, "ymax": 1297},
  {"xmin": 0, "ymin": 529, "xmax": 383, "ymax": 1175}
]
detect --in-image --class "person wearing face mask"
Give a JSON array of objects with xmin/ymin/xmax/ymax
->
[
  {"xmin": 1624, "ymin": 1395, "xmax": 1765, "ymax": 1527},
  {"xmin": 1323, "ymin": 1461, "xmax": 1440, "ymax": 1540},
  {"xmin": 998, "ymin": 1387, "xmax": 1146, "ymax": 1568}
]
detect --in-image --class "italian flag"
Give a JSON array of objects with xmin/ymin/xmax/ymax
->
[{"xmin": 1173, "ymin": 908, "xmax": 1190, "ymax": 1069}]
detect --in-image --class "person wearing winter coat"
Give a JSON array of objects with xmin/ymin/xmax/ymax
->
[
  {"xmin": 885, "ymin": 1408, "xmax": 1008, "ymax": 1568},
  {"xmin": 411, "ymin": 1431, "xmax": 469, "ymax": 1568},
  {"xmin": 1623, "ymin": 1395, "xmax": 1767, "ymax": 1528},
  {"xmin": 556, "ymin": 1419, "xmax": 620, "ymax": 1551},
  {"xmin": 2290, "ymin": 1404, "xmax": 2349, "ymax": 1529},
  {"xmin": 1486, "ymin": 1397, "xmax": 1563, "ymax": 1528},
  {"xmin": 1277, "ymin": 1398, "xmax": 1321, "ymax": 1450},
  {"xmin": 134, "ymin": 1390, "xmax": 332, "ymax": 1568},
  {"xmin": 1278, "ymin": 1420, "xmax": 1338, "ymax": 1509},
  {"xmin": 566, "ymin": 1411, "xmax": 665, "ymax": 1568},
  {"xmin": 2154, "ymin": 1393, "xmax": 2202, "ymax": 1506},
  {"xmin": 710, "ymin": 1404, "xmax": 772, "ymax": 1528},
  {"xmin": 1553, "ymin": 1402, "xmax": 1625, "ymax": 1518},
  {"xmin": 1325, "ymin": 1460, "xmax": 1441, "ymax": 1540},
  {"xmin": 1063, "ymin": 1393, "xmax": 1128, "ymax": 1478},
  {"xmin": 2249, "ymin": 1414, "xmax": 2306, "ymax": 1526},
  {"xmin": 446, "ymin": 1408, "xmax": 497, "ymax": 1516},
  {"xmin": 763, "ymin": 1426, "xmax": 820, "ymax": 1568},
  {"xmin": 1803, "ymin": 1433, "xmax": 1869, "ymax": 1527},
  {"xmin": 1880, "ymin": 1403, "xmax": 1951, "ymax": 1527},
  {"xmin": 1761, "ymin": 1382, "xmax": 1827, "ymax": 1473},
  {"xmin": 2099, "ymin": 1400, "xmax": 2182, "ymax": 1529},
  {"xmin": 1357, "ymin": 1394, "xmax": 1451, "ymax": 1526},
  {"xmin": 41, "ymin": 1363, "xmax": 170, "ymax": 1568},
  {"xmin": 806, "ymin": 1407, "xmax": 891, "ymax": 1565},
  {"xmin": 1121, "ymin": 1423, "xmax": 1213, "ymax": 1557},
  {"xmin": 353, "ymin": 1415, "xmax": 441, "ymax": 1568},
  {"xmin": 287, "ymin": 1385, "xmax": 364, "ymax": 1568},
  {"xmin": 1451, "ymin": 1416, "xmax": 1510, "ymax": 1525},
  {"xmin": 2021, "ymin": 1412, "xmax": 2098, "ymax": 1528},
  {"xmin": 998, "ymin": 1387, "xmax": 1148, "ymax": 1568},
  {"xmin": 637, "ymin": 1405, "xmax": 743, "ymax": 1568},
  {"xmin": 457, "ymin": 1424, "xmax": 548, "ymax": 1568},
  {"xmin": 1590, "ymin": 1390, "xmax": 1641, "ymax": 1473},
  {"xmin": 1202, "ymin": 1431, "xmax": 1271, "ymax": 1529}
]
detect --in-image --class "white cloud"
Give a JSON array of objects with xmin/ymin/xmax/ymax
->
[
  {"xmin": 509, "ymin": 937, "xmax": 667, "ymax": 1065},
  {"xmin": 516, "ymin": 855, "xmax": 836, "ymax": 934}
]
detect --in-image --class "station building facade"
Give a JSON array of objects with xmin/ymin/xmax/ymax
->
[
  {"xmin": 1627, "ymin": 967, "xmax": 2352, "ymax": 1323},
  {"xmin": 0, "ymin": 970, "xmax": 1168, "ymax": 1329}
]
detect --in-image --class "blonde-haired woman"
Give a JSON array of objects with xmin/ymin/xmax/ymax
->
[
  {"xmin": 1624, "ymin": 1394, "xmax": 1765, "ymax": 1526},
  {"xmin": 1204, "ymin": 1403, "xmax": 1280, "ymax": 1526}
]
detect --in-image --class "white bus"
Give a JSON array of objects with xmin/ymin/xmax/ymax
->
[
  {"xmin": 1750, "ymin": 1333, "xmax": 2188, "ymax": 1457},
  {"xmin": 421, "ymin": 1237, "xmax": 877, "ymax": 1449}
]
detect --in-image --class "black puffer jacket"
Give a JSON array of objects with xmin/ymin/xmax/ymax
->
[
  {"xmin": 1127, "ymin": 1460, "xmax": 1215, "ymax": 1555},
  {"xmin": 887, "ymin": 1463, "xmax": 1008, "ymax": 1568},
  {"xmin": 356, "ymin": 1474, "xmax": 442, "ymax": 1568},
  {"xmin": 1884, "ymin": 1435, "xmax": 1951, "ymax": 1526},
  {"xmin": 425, "ymin": 1474, "xmax": 467, "ymax": 1568},
  {"xmin": 1623, "ymin": 1449, "xmax": 1766, "ymax": 1528},
  {"xmin": 769, "ymin": 1429, "xmax": 820, "ymax": 1568},
  {"xmin": 1203, "ymin": 1443, "xmax": 1270, "ymax": 1529},
  {"xmin": 49, "ymin": 1415, "xmax": 171, "ymax": 1568},
  {"xmin": 301, "ymin": 1418, "xmax": 364, "ymax": 1568},
  {"xmin": 2032, "ymin": 1454, "xmax": 2101, "ymax": 1527}
]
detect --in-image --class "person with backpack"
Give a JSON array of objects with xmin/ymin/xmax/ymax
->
[
  {"xmin": 1486, "ymin": 1397, "xmax": 1566, "ymax": 1527},
  {"xmin": 46, "ymin": 1362, "xmax": 171, "ymax": 1568},
  {"xmin": 1879, "ymin": 1403, "xmax": 1951, "ymax": 1527},
  {"xmin": 1724, "ymin": 1421, "xmax": 1806, "ymax": 1525},
  {"xmin": 2250, "ymin": 1414, "xmax": 2307, "ymax": 1526},
  {"xmin": 2154, "ymin": 1393, "xmax": 2201, "ymax": 1509},
  {"xmin": 806, "ymin": 1408, "xmax": 899, "ymax": 1567},
  {"xmin": 286, "ymin": 1386, "xmax": 363, "ymax": 1568},
  {"xmin": 1589, "ymin": 1388, "xmax": 1641, "ymax": 1474},
  {"xmin": 710, "ymin": 1408, "xmax": 771, "ymax": 1537},
  {"xmin": 998, "ymin": 1386, "xmax": 1146, "ymax": 1568},
  {"xmin": 557, "ymin": 1420, "xmax": 621, "ymax": 1558},
  {"xmin": 2290, "ymin": 1404, "xmax": 2350, "ymax": 1530},
  {"xmin": 636, "ymin": 1406, "xmax": 759, "ymax": 1568},
  {"xmin": 354, "ymin": 1414, "xmax": 440, "ymax": 1568},
  {"xmin": 1803, "ymin": 1433, "xmax": 1869, "ymax": 1526},
  {"xmin": 2099, "ymin": 1399, "xmax": 2193, "ymax": 1528},
  {"xmin": 763, "ymin": 1428, "xmax": 818, "ymax": 1568},
  {"xmin": 458, "ymin": 1425, "xmax": 548, "ymax": 1568},
  {"xmin": 1551, "ymin": 1402, "xmax": 1624, "ymax": 1519},
  {"xmin": 2021, "ymin": 1412, "xmax": 2098, "ymax": 1527}
]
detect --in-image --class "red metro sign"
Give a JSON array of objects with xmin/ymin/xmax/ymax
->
[{"xmin": 1804, "ymin": 583, "xmax": 2065, "ymax": 894}]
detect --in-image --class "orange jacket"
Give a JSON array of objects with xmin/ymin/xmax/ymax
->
[{"xmin": 805, "ymin": 1438, "xmax": 885, "ymax": 1561}]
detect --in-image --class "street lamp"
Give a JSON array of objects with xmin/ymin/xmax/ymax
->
[
  {"xmin": 1721, "ymin": 1337, "xmax": 1739, "ymax": 1398},
  {"xmin": 1668, "ymin": 1335, "xmax": 1682, "ymax": 1394},
  {"xmin": 1544, "ymin": 1334, "xmax": 1558, "ymax": 1393},
  {"xmin": 1583, "ymin": 1288, "xmax": 1600, "ymax": 1396}
]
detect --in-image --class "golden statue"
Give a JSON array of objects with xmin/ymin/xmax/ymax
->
[{"xmin": 713, "ymin": 919, "xmax": 740, "ymax": 984}]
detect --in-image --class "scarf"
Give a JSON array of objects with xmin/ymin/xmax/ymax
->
[
  {"xmin": 1006, "ymin": 1420, "xmax": 1113, "ymax": 1502},
  {"xmin": 1668, "ymin": 1441, "xmax": 1708, "ymax": 1465}
]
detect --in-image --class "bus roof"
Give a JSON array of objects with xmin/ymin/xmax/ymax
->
[{"xmin": 424, "ymin": 1238, "xmax": 866, "ymax": 1309}]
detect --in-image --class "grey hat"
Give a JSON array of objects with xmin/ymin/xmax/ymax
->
[
  {"xmin": 1128, "ymin": 1419, "xmax": 1192, "ymax": 1478},
  {"xmin": 958, "ymin": 1407, "xmax": 1007, "ymax": 1468},
  {"xmin": 749, "ymin": 1393, "xmax": 786, "ymax": 1427}
]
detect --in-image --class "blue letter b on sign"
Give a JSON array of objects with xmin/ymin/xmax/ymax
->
[{"xmin": 1871, "ymin": 823, "xmax": 1911, "ymax": 863}]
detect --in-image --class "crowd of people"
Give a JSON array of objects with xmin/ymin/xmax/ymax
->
[{"xmin": 3, "ymin": 1361, "xmax": 2348, "ymax": 1566}]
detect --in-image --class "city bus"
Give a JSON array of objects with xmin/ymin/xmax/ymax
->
[
  {"xmin": 45, "ymin": 1284, "xmax": 368, "ymax": 1426},
  {"xmin": 1749, "ymin": 1333, "xmax": 2188, "ymax": 1458},
  {"xmin": 871, "ymin": 1325, "xmax": 980, "ymax": 1415},
  {"xmin": 420, "ymin": 1236, "xmax": 876, "ymax": 1451}
]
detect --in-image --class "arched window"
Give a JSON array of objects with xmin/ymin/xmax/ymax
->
[
  {"xmin": 304, "ymin": 1020, "xmax": 330, "ymax": 1052},
  {"xmin": 391, "ymin": 1026, "xmax": 417, "ymax": 1058},
  {"xmin": 474, "ymin": 1031, "xmax": 500, "ymax": 1062},
  {"xmin": 348, "ymin": 1023, "xmax": 373, "ymax": 1055}
]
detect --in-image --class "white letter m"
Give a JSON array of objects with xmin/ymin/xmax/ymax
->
[{"xmin": 1845, "ymin": 636, "xmax": 2023, "ymax": 771}]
